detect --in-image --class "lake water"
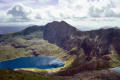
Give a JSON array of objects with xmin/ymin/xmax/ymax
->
[
  {"xmin": 111, "ymin": 67, "xmax": 120, "ymax": 73},
  {"xmin": 0, "ymin": 56, "xmax": 65, "ymax": 70}
]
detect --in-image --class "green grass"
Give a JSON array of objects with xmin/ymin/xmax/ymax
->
[
  {"xmin": 108, "ymin": 52, "xmax": 120, "ymax": 68},
  {"xmin": 0, "ymin": 45, "xmax": 26, "ymax": 61},
  {"xmin": 0, "ymin": 37, "xmax": 71, "ymax": 61},
  {"xmin": 0, "ymin": 69, "xmax": 60, "ymax": 80}
]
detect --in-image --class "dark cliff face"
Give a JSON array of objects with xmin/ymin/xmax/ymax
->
[{"xmin": 43, "ymin": 21, "xmax": 80, "ymax": 50}]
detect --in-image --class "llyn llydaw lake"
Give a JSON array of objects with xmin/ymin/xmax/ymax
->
[{"xmin": 0, "ymin": 56, "xmax": 65, "ymax": 70}]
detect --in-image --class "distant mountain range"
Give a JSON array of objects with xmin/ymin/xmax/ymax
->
[
  {"xmin": 0, "ymin": 25, "xmax": 31, "ymax": 34},
  {"xmin": 1, "ymin": 23, "xmax": 119, "ymax": 34}
]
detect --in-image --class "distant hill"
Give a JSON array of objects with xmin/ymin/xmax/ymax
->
[{"xmin": 0, "ymin": 26, "xmax": 28, "ymax": 34}]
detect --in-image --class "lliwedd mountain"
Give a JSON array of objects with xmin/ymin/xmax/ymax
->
[{"xmin": 0, "ymin": 21, "xmax": 120, "ymax": 79}]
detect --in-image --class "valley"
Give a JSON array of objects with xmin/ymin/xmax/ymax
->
[{"xmin": 0, "ymin": 21, "xmax": 120, "ymax": 79}]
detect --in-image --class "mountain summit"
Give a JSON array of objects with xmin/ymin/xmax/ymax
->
[{"xmin": 43, "ymin": 21, "xmax": 79, "ymax": 49}]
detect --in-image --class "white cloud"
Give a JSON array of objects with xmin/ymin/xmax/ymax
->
[
  {"xmin": 0, "ymin": 11, "xmax": 9, "ymax": 22},
  {"xmin": 7, "ymin": 4, "xmax": 32, "ymax": 22},
  {"xmin": 0, "ymin": 0, "xmax": 120, "ymax": 28},
  {"xmin": 88, "ymin": 3, "xmax": 120, "ymax": 18},
  {"xmin": 59, "ymin": 0, "xmax": 120, "ymax": 18}
]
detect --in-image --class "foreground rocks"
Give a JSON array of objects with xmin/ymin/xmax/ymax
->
[{"xmin": 54, "ymin": 69, "xmax": 120, "ymax": 80}]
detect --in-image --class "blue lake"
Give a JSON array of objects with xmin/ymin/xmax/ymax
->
[
  {"xmin": 112, "ymin": 68, "xmax": 120, "ymax": 73},
  {"xmin": 0, "ymin": 56, "xmax": 65, "ymax": 70}
]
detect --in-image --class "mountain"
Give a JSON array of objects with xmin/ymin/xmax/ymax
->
[
  {"xmin": 0, "ymin": 21, "xmax": 120, "ymax": 76},
  {"xmin": 0, "ymin": 26, "xmax": 27, "ymax": 34},
  {"xmin": 43, "ymin": 21, "xmax": 120, "ymax": 57},
  {"xmin": 43, "ymin": 22, "xmax": 119, "ymax": 55}
]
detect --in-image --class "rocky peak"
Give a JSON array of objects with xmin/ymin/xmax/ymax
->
[
  {"xmin": 45, "ymin": 21, "xmax": 74, "ymax": 30},
  {"xmin": 47, "ymin": 21, "xmax": 69, "ymax": 25},
  {"xmin": 43, "ymin": 21, "xmax": 79, "ymax": 49}
]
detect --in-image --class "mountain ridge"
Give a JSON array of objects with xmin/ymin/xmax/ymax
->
[{"xmin": 1, "ymin": 21, "xmax": 120, "ymax": 57}]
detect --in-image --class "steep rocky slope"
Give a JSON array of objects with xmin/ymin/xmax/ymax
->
[{"xmin": 43, "ymin": 21, "xmax": 120, "ymax": 57}]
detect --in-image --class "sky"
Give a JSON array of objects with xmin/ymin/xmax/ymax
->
[{"xmin": 0, "ymin": 0, "xmax": 120, "ymax": 30}]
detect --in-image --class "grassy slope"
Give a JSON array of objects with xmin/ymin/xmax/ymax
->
[
  {"xmin": 108, "ymin": 51, "xmax": 120, "ymax": 68},
  {"xmin": 0, "ymin": 69, "xmax": 60, "ymax": 80},
  {"xmin": 0, "ymin": 37, "xmax": 69, "ymax": 61}
]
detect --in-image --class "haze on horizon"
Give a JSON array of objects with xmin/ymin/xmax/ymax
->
[{"xmin": 0, "ymin": 0, "xmax": 120, "ymax": 30}]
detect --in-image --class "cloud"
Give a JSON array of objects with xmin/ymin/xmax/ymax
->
[
  {"xmin": 88, "ymin": 6, "xmax": 103, "ymax": 17},
  {"xmin": 88, "ymin": 5, "xmax": 120, "ymax": 18},
  {"xmin": 2, "ymin": 0, "xmax": 120, "ymax": 23},
  {"xmin": 7, "ymin": 4, "xmax": 32, "ymax": 22},
  {"xmin": 0, "ymin": 0, "xmax": 120, "ymax": 28},
  {"xmin": 104, "ymin": 7, "xmax": 120, "ymax": 17},
  {"xmin": 58, "ymin": 0, "xmax": 120, "ymax": 18}
]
